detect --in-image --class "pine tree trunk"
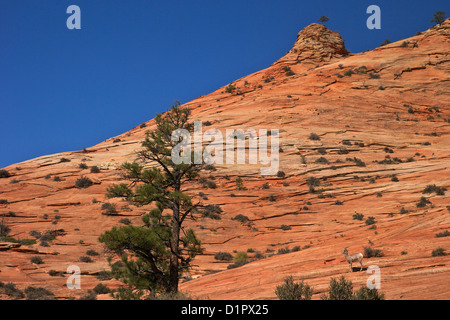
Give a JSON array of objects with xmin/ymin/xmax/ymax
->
[{"xmin": 168, "ymin": 205, "xmax": 180, "ymax": 293}]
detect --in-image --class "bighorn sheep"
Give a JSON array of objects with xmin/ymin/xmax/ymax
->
[{"xmin": 342, "ymin": 247, "xmax": 363, "ymax": 272}]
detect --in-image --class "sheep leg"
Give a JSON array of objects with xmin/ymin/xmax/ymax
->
[
  {"xmin": 360, "ymin": 259, "xmax": 363, "ymax": 271},
  {"xmin": 349, "ymin": 262, "xmax": 352, "ymax": 272}
]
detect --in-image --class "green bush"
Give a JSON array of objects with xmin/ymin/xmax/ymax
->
[
  {"xmin": 86, "ymin": 249, "xmax": 99, "ymax": 256},
  {"xmin": 78, "ymin": 163, "xmax": 88, "ymax": 169},
  {"xmin": 24, "ymin": 286, "xmax": 56, "ymax": 300},
  {"xmin": 31, "ymin": 256, "xmax": 43, "ymax": 264},
  {"xmin": 225, "ymin": 83, "xmax": 236, "ymax": 93},
  {"xmin": 201, "ymin": 204, "xmax": 222, "ymax": 220},
  {"xmin": 309, "ymin": 133, "xmax": 320, "ymax": 141},
  {"xmin": 353, "ymin": 212, "xmax": 364, "ymax": 220},
  {"xmin": 96, "ymin": 271, "xmax": 112, "ymax": 281},
  {"xmin": 79, "ymin": 256, "xmax": 93, "ymax": 263},
  {"xmin": 277, "ymin": 171, "xmax": 286, "ymax": 178},
  {"xmin": 93, "ymin": 283, "xmax": 111, "ymax": 294},
  {"xmin": 75, "ymin": 176, "xmax": 93, "ymax": 189},
  {"xmin": 101, "ymin": 203, "xmax": 117, "ymax": 215},
  {"xmin": 365, "ymin": 216, "xmax": 376, "ymax": 225},
  {"xmin": 315, "ymin": 157, "xmax": 329, "ymax": 164},
  {"xmin": 90, "ymin": 166, "xmax": 101, "ymax": 173},
  {"xmin": 423, "ymin": 184, "xmax": 447, "ymax": 195},
  {"xmin": 435, "ymin": 230, "xmax": 450, "ymax": 238},
  {"xmin": 214, "ymin": 252, "xmax": 233, "ymax": 261},
  {"xmin": 233, "ymin": 251, "xmax": 248, "ymax": 264},
  {"xmin": 432, "ymin": 247, "xmax": 447, "ymax": 257},
  {"xmin": 275, "ymin": 276, "xmax": 313, "ymax": 300},
  {"xmin": 363, "ymin": 247, "xmax": 384, "ymax": 258},
  {"xmin": 416, "ymin": 196, "xmax": 431, "ymax": 208},
  {"xmin": 233, "ymin": 214, "xmax": 249, "ymax": 223},
  {"xmin": 0, "ymin": 282, "xmax": 24, "ymax": 299},
  {"xmin": 321, "ymin": 276, "xmax": 354, "ymax": 300},
  {"xmin": 0, "ymin": 170, "xmax": 11, "ymax": 178}
]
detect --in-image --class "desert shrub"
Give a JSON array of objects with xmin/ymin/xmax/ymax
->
[
  {"xmin": 281, "ymin": 224, "xmax": 292, "ymax": 231},
  {"xmin": 365, "ymin": 216, "xmax": 376, "ymax": 225},
  {"xmin": 48, "ymin": 270, "xmax": 63, "ymax": 277},
  {"xmin": 86, "ymin": 249, "xmax": 99, "ymax": 256},
  {"xmin": 119, "ymin": 218, "xmax": 131, "ymax": 225},
  {"xmin": 435, "ymin": 230, "xmax": 450, "ymax": 238},
  {"xmin": 277, "ymin": 247, "xmax": 291, "ymax": 255},
  {"xmin": 268, "ymin": 194, "xmax": 276, "ymax": 202},
  {"xmin": 24, "ymin": 286, "xmax": 56, "ymax": 300},
  {"xmin": 275, "ymin": 276, "xmax": 313, "ymax": 300},
  {"xmin": 0, "ymin": 199, "xmax": 8, "ymax": 205},
  {"xmin": 380, "ymin": 39, "xmax": 391, "ymax": 46},
  {"xmin": 0, "ymin": 170, "xmax": 11, "ymax": 178},
  {"xmin": 309, "ymin": 133, "xmax": 320, "ymax": 141},
  {"xmin": 321, "ymin": 276, "xmax": 354, "ymax": 300},
  {"xmin": 93, "ymin": 283, "xmax": 111, "ymax": 294},
  {"xmin": 342, "ymin": 140, "xmax": 352, "ymax": 146},
  {"xmin": 96, "ymin": 271, "xmax": 113, "ymax": 281},
  {"xmin": 90, "ymin": 166, "xmax": 101, "ymax": 173},
  {"xmin": 214, "ymin": 252, "xmax": 233, "ymax": 261},
  {"xmin": 416, "ymin": 196, "xmax": 431, "ymax": 208},
  {"xmin": 320, "ymin": 276, "xmax": 384, "ymax": 300},
  {"xmin": 317, "ymin": 147, "xmax": 327, "ymax": 155},
  {"xmin": 30, "ymin": 256, "xmax": 43, "ymax": 264},
  {"xmin": 261, "ymin": 183, "xmax": 270, "ymax": 189},
  {"xmin": 236, "ymin": 177, "xmax": 246, "ymax": 190},
  {"xmin": 79, "ymin": 256, "xmax": 93, "ymax": 263},
  {"xmin": 20, "ymin": 239, "xmax": 37, "ymax": 246},
  {"xmin": 206, "ymin": 180, "xmax": 217, "ymax": 189},
  {"xmin": 334, "ymin": 200, "xmax": 343, "ymax": 205},
  {"xmin": 353, "ymin": 286, "xmax": 385, "ymax": 300},
  {"xmin": 60, "ymin": 158, "xmax": 71, "ymax": 163},
  {"xmin": 79, "ymin": 290, "xmax": 97, "ymax": 300},
  {"xmin": 432, "ymin": 247, "xmax": 447, "ymax": 257},
  {"xmin": 75, "ymin": 176, "xmax": 93, "ymax": 189},
  {"xmin": 0, "ymin": 282, "xmax": 25, "ymax": 299},
  {"xmin": 101, "ymin": 203, "xmax": 117, "ymax": 215},
  {"xmin": 315, "ymin": 157, "xmax": 329, "ymax": 164},
  {"xmin": 78, "ymin": 163, "xmax": 88, "ymax": 169},
  {"xmin": 202, "ymin": 204, "xmax": 222, "ymax": 220},
  {"xmin": 353, "ymin": 158, "xmax": 366, "ymax": 167},
  {"xmin": 363, "ymin": 247, "xmax": 384, "ymax": 258},
  {"xmin": 423, "ymin": 184, "xmax": 447, "ymax": 195},
  {"xmin": 0, "ymin": 221, "xmax": 11, "ymax": 237},
  {"xmin": 277, "ymin": 171, "xmax": 286, "ymax": 178},
  {"xmin": 204, "ymin": 164, "xmax": 216, "ymax": 171},
  {"xmin": 400, "ymin": 207, "xmax": 409, "ymax": 214},
  {"xmin": 234, "ymin": 251, "xmax": 248, "ymax": 264},
  {"xmin": 306, "ymin": 177, "xmax": 320, "ymax": 188},
  {"xmin": 352, "ymin": 212, "xmax": 364, "ymax": 220},
  {"xmin": 232, "ymin": 214, "xmax": 249, "ymax": 223},
  {"xmin": 337, "ymin": 147, "xmax": 349, "ymax": 154},
  {"xmin": 225, "ymin": 83, "xmax": 236, "ymax": 93}
]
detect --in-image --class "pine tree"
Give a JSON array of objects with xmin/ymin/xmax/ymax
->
[
  {"xmin": 318, "ymin": 16, "xmax": 330, "ymax": 25},
  {"xmin": 431, "ymin": 11, "xmax": 446, "ymax": 26},
  {"xmin": 99, "ymin": 102, "xmax": 203, "ymax": 299}
]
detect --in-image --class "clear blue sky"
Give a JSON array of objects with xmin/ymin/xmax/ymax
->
[{"xmin": 1, "ymin": 0, "xmax": 448, "ymax": 168}]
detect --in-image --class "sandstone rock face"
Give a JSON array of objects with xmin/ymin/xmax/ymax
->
[
  {"xmin": 0, "ymin": 20, "xmax": 449, "ymax": 300},
  {"xmin": 276, "ymin": 23, "xmax": 348, "ymax": 66}
]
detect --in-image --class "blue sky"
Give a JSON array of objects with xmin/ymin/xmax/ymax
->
[{"xmin": 0, "ymin": 0, "xmax": 448, "ymax": 168}]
